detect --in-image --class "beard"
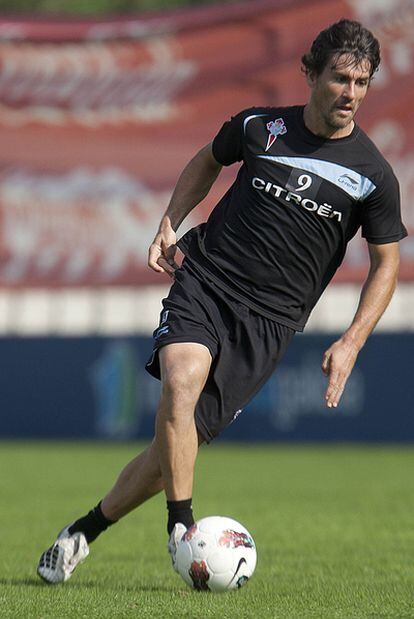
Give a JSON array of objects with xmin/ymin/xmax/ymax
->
[{"xmin": 323, "ymin": 107, "xmax": 356, "ymax": 131}]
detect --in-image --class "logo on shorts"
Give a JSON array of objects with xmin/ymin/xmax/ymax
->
[
  {"xmin": 155, "ymin": 326, "xmax": 169, "ymax": 338},
  {"xmin": 265, "ymin": 118, "xmax": 287, "ymax": 151},
  {"xmin": 232, "ymin": 408, "xmax": 243, "ymax": 422},
  {"xmin": 155, "ymin": 309, "xmax": 170, "ymax": 339}
]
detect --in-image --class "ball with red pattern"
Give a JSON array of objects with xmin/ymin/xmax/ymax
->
[{"xmin": 175, "ymin": 516, "xmax": 257, "ymax": 592}]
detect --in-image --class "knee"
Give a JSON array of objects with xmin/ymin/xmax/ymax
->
[{"xmin": 161, "ymin": 365, "xmax": 205, "ymax": 407}]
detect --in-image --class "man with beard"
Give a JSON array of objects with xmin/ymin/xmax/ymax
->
[{"xmin": 37, "ymin": 19, "xmax": 406, "ymax": 584}]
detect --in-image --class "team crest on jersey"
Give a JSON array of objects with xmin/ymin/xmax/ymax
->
[{"xmin": 265, "ymin": 118, "xmax": 287, "ymax": 151}]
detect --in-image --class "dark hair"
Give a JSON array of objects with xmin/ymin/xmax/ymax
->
[{"xmin": 301, "ymin": 19, "xmax": 380, "ymax": 79}]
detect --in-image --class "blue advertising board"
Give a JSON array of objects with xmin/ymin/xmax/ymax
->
[{"xmin": 0, "ymin": 334, "xmax": 412, "ymax": 442}]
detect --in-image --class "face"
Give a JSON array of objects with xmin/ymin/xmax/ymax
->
[{"xmin": 306, "ymin": 54, "xmax": 371, "ymax": 138}]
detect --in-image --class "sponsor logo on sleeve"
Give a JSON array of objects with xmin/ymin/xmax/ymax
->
[{"xmin": 338, "ymin": 174, "xmax": 359, "ymax": 190}]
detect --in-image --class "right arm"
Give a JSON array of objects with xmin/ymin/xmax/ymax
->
[{"xmin": 148, "ymin": 142, "xmax": 222, "ymax": 276}]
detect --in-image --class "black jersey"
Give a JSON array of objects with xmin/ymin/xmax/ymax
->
[{"xmin": 177, "ymin": 105, "xmax": 407, "ymax": 331}]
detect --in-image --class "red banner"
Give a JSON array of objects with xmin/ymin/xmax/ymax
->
[{"xmin": 0, "ymin": 0, "xmax": 412, "ymax": 287}]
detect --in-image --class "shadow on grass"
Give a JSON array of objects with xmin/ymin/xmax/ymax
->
[{"xmin": 0, "ymin": 577, "xmax": 176, "ymax": 593}]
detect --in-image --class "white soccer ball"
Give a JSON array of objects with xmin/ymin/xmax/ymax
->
[{"xmin": 175, "ymin": 516, "xmax": 257, "ymax": 592}]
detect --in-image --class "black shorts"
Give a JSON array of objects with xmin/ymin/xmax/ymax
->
[{"xmin": 145, "ymin": 260, "xmax": 295, "ymax": 442}]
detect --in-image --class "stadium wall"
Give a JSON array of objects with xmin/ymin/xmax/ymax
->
[
  {"xmin": 0, "ymin": 333, "xmax": 412, "ymax": 442},
  {"xmin": 0, "ymin": 2, "xmax": 412, "ymax": 443}
]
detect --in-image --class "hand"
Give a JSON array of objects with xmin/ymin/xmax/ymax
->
[
  {"xmin": 148, "ymin": 218, "xmax": 179, "ymax": 278},
  {"xmin": 321, "ymin": 337, "xmax": 360, "ymax": 408}
]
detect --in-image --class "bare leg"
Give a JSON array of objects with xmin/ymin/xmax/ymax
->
[
  {"xmin": 101, "ymin": 344, "xmax": 211, "ymax": 520},
  {"xmin": 101, "ymin": 340, "xmax": 210, "ymax": 521},
  {"xmin": 37, "ymin": 343, "xmax": 211, "ymax": 584},
  {"xmin": 155, "ymin": 342, "xmax": 212, "ymax": 501},
  {"xmin": 101, "ymin": 440, "xmax": 164, "ymax": 521},
  {"xmin": 101, "ymin": 434, "xmax": 205, "ymax": 522}
]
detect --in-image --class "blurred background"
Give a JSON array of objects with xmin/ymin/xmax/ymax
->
[{"xmin": 0, "ymin": 0, "xmax": 412, "ymax": 442}]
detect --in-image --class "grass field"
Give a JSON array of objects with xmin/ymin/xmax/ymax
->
[{"xmin": 1, "ymin": 442, "xmax": 413, "ymax": 618}]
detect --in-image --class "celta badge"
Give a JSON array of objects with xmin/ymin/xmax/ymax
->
[{"xmin": 265, "ymin": 118, "xmax": 287, "ymax": 151}]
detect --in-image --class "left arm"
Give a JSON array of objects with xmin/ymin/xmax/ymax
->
[{"xmin": 322, "ymin": 241, "xmax": 400, "ymax": 408}]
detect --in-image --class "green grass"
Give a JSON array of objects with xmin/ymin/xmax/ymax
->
[
  {"xmin": 1, "ymin": 0, "xmax": 234, "ymax": 16},
  {"xmin": 1, "ymin": 443, "xmax": 414, "ymax": 618}
]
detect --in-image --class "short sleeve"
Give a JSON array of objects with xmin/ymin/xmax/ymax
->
[
  {"xmin": 361, "ymin": 166, "xmax": 407, "ymax": 244},
  {"xmin": 212, "ymin": 108, "xmax": 256, "ymax": 166}
]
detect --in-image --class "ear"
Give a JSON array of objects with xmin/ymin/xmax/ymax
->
[{"xmin": 305, "ymin": 70, "xmax": 317, "ymax": 89}]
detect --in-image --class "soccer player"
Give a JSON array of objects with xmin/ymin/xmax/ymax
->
[{"xmin": 37, "ymin": 19, "xmax": 406, "ymax": 583}]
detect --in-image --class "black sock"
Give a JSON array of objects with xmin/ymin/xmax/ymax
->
[
  {"xmin": 167, "ymin": 498, "xmax": 194, "ymax": 535},
  {"xmin": 68, "ymin": 501, "xmax": 116, "ymax": 544}
]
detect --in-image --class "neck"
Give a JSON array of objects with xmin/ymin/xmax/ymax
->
[{"xmin": 303, "ymin": 104, "xmax": 354, "ymax": 139}]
